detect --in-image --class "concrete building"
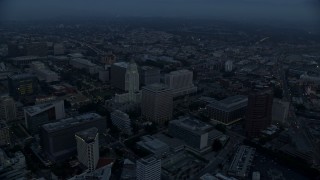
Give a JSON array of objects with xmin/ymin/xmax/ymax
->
[
  {"xmin": 0, "ymin": 121, "xmax": 10, "ymax": 146},
  {"xmin": 207, "ymin": 95, "xmax": 248, "ymax": 125},
  {"xmin": 0, "ymin": 149, "xmax": 28, "ymax": 180},
  {"xmin": 272, "ymin": 99, "xmax": 290, "ymax": 126},
  {"xmin": 0, "ymin": 96, "xmax": 17, "ymax": 122},
  {"xmin": 111, "ymin": 110, "xmax": 132, "ymax": 135},
  {"xmin": 30, "ymin": 61, "xmax": 60, "ymax": 83},
  {"xmin": 168, "ymin": 117, "xmax": 213, "ymax": 153},
  {"xmin": 136, "ymin": 135, "xmax": 170, "ymax": 158},
  {"xmin": 228, "ymin": 145, "xmax": 255, "ymax": 178},
  {"xmin": 139, "ymin": 66, "xmax": 161, "ymax": 86},
  {"xmin": 10, "ymin": 56, "xmax": 40, "ymax": 66},
  {"xmin": 40, "ymin": 113, "xmax": 106, "ymax": 162},
  {"xmin": 24, "ymin": 100, "xmax": 65, "ymax": 134},
  {"xmin": 141, "ymin": 83, "xmax": 173, "ymax": 124},
  {"xmin": 110, "ymin": 62, "xmax": 128, "ymax": 91},
  {"xmin": 245, "ymin": 90, "xmax": 273, "ymax": 138},
  {"xmin": 70, "ymin": 58, "xmax": 100, "ymax": 74},
  {"xmin": 75, "ymin": 128, "xmax": 99, "ymax": 172},
  {"xmin": 8, "ymin": 73, "xmax": 38, "ymax": 100},
  {"xmin": 136, "ymin": 156, "xmax": 161, "ymax": 180},
  {"xmin": 121, "ymin": 159, "xmax": 136, "ymax": 180},
  {"xmin": 225, "ymin": 60, "xmax": 233, "ymax": 72},
  {"xmin": 164, "ymin": 69, "xmax": 197, "ymax": 98}
]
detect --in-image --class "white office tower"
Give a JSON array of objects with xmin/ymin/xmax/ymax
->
[
  {"xmin": 114, "ymin": 60, "xmax": 141, "ymax": 104},
  {"xmin": 136, "ymin": 156, "xmax": 161, "ymax": 180},
  {"xmin": 0, "ymin": 96, "xmax": 17, "ymax": 122},
  {"xmin": 165, "ymin": 69, "xmax": 197, "ymax": 98},
  {"xmin": 75, "ymin": 128, "xmax": 100, "ymax": 172},
  {"xmin": 225, "ymin": 60, "xmax": 233, "ymax": 72}
]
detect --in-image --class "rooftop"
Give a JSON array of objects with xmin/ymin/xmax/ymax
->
[
  {"xmin": 8, "ymin": 73, "xmax": 36, "ymax": 80},
  {"xmin": 168, "ymin": 69, "xmax": 192, "ymax": 75},
  {"xmin": 170, "ymin": 117, "xmax": 212, "ymax": 135},
  {"xmin": 42, "ymin": 113, "xmax": 102, "ymax": 132},
  {"xmin": 113, "ymin": 62, "xmax": 128, "ymax": 68},
  {"xmin": 75, "ymin": 127, "xmax": 98, "ymax": 143},
  {"xmin": 24, "ymin": 101, "xmax": 61, "ymax": 115},
  {"xmin": 71, "ymin": 58, "xmax": 97, "ymax": 67},
  {"xmin": 142, "ymin": 83, "xmax": 170, "ymax": 92},
  {"xmin": 207, "ymin": 95, "xmax": 248, "ymax": 112}
]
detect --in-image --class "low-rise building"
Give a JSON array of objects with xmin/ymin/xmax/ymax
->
[
  {"xmin": 137, "ymin": 135, "xmax": 170, "ymax": 158},
  {"xmin": 0, "ymin": 149, "xmax": 28, "ymax": 180},
  {"xmin": 228, "ymin": 145, "xmax": 255, "ymax": 178}
]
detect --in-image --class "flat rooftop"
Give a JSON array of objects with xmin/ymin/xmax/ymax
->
[
  {"xmin": 137, "ymin": 135, "xmax": 169, "ymax": 152},
  {"xmin": 142, "ymin": 83, "xmax": 170, "ymax": 92},
  {"xmin": 75, "ymin": 127, "xmax": 98, "ymax": 143},
  {"xmin": 208, "ymin": 95, "xmax": 248, "ymax": 112},
  {"xmin": 24, "ymin": 101, "xmax": 59, "ymax": 115},
  {"xmin": 170, "ymin": 117, "xmax": 212, "ymax": 135},
  {"xmin": 42, "ymin": 113, "xmax": 102, "ymax": 132},
  {"xmin": 71, "ymin": 58, "xmax": 97, "ymax": 67},
  {"xmin": 168, "ymin": 69, "xmax": 192, "ymax": 75},
  {"xmin": 8, "ymin": 73, "xmax": 36, "ymax": 80},
  {"xmin": 113, "ymin": 62, "xmax": 128, "ymax": 68}
]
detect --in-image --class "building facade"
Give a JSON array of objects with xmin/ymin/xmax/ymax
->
[
  {"xmin": 0, "ymin": 121, "xmax": 10, "ymax": 146},
  {"xmin": 75, "ymin": 127, "xmax": 100, "ymax": 172},
  {"xmin": 245, "ymin": 90, "xmax": 273, "ymax": 138},
  {"xmin": 8, "ymin": 74, "xmax": 38, "ymax": 100},
  {"xmin": 136, "ymin": 156, "xmax": 161, "ymax": 180},
  {"xmin": 0, "ymin": 96, "xmax": 17, "ymax": 122},
  {"xmin": 111, "ymin": 110, "xmax": 132, "ymax": 135},
  {"xmin": 139, "ymin": 66, "xmax": 161, "ymax": 86},
  {"xmin": 141, "ymin": 83, "xmax": 173, "ymax": 124}
]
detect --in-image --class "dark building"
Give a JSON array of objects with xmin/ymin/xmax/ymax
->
[
  {"xmin": 8, "ymin": 74, "xmax": 38, "ymax": 100},
  {"xmin": 139, "ymin": 66, "xmax": 161, "ymax": 86},
  {"xmin": 245, "ymin": 90, "xmax": 273, "ymax": 138},
  {"xmin": 40, "ymin": 113, "xmax": 106, "ymax": 162},
  {"xmin": 206, "ymin": 95, "xmax": 248, "ymax": 125},
  {"xmin": 110, "ymin": 62, "xmax": 128, "ymax": 91}
]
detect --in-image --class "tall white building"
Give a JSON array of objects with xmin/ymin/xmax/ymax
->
[
  {"xmin": 164, "ymin": 69, "xmax": 197, "ymax": 97},
  {"xmin": 136, "ymin": 156, "xmax": 161, "ymax": 180},
  {"xmin": 0, "ymin": 96, "xmax": 17, "ymax": 122},
  {"xmin": 114, "ymin": 60, "xmax": 141, "ymax": 104},
  {"xmin": 75, "ymin": 127, "xmax": 100, "ymax": 172},
  {"xmin": 225, "ymin": 60, "xmax": 233, "ymax": 72},
  {"xmin": 111, "ymin": 110, "xmax": 132, "ymax": 135}
]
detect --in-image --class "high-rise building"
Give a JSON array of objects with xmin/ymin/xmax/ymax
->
[
  {"xmin": 141, "ymin": 83, "xmax": 173, "ymax": 124},
  {"xmin": 136, "ymin": 156, "xmax": 161, "ymax": 180},
  {"xmin": 0, "ymin": 96, "xmax": 17, "ymax": 122},
  {"xmin": 111, "ymin": 110, "xmax": 132, "ymax": 135},
  {"xmin": 75, "ymin": 127, "xmax": 99, "ymax": 172},
  {"xmin": 245, "ymin": 90, "xmax": 273, "ymax": 138},
  {"xmin": 110, "ymin": 62, "xmax": 128, "ymax": 91},
  {"xmin": 0, "ymin": 121, "xmax": 10, "ymax": 146},
  {"xmin": 164, "ymin": 69, "xmax": 197, "ymax": 98},
  {"xmin": 24, "ymin": 100, "xmax": 65, "ymax": 134},
  {"xmin": 8, "ymin": 74, "xmax": 38, "ymax": 100},
  {"xmin": 40, "ymin": 113, "xmax": 106, "ymax": 162},
  {"xmin": 139, "ymin": 66, "xmax": 161, "ymax": 86},
  {"xmin": 225, "ymin": 60, "xmax": 233, "ymax": 72},
  {"xmin": 114, "ymin": 60, "xmax": 141, "ymax": 104},
  {"xmin": 272, "ymin": 99, "xmax": 290, "ymax": 126},
  {"xmin": 206, "ymin": 95, "xmax": 248, "ymax": 125}
]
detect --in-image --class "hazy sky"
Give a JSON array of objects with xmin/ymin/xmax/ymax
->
[{"xmin": 1, "ymin": 0, "xmax": 320, "ymax": 26}]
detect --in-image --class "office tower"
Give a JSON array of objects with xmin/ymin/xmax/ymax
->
[
  {"xmin": 141, "ymin": 83, "xmax": 173, "ymax": 124},
  {"xmin": 8, "ymin": 74, "xmax": 38, "ymax": 100},
  {"xmin": 114, "ymin": 60, "xmax": 141, "ymax": 104},
  {"xmin": 24, "ymin": 100, "xmax": 65, "ymax": 134},
  {"xmin": 125, "ymin": 60, "xmax": 139, "ymax": 93},
  {"xmin": 40, "ymin": 113, "xmax": 106, "ymax": 162},
  {"xmin": 136, "ymin": 156, "xmax": 161, "ymax": 180},
  {"xmin": 75, "ymin": 128, "xmax": 99, "ymax": 172},
  {"xmin": 225, "ymin": 60, "xmax": 233, "ymax": 72},
  {"xmin": 272, "ymin": 99, "xmax": 290, "ymax": 126},
  {"xmin": 110, "ymin": 62, "xmax": 128, "ymax": 91},
  {"xmin": 164, "ymin": 69, "xmax": 197, "ymax": 98},
  {"xmin": 111, "ymin": 110, "xmax": 132, "ymax": 135},
  {"xmin": 206, "ymin": 95, "xmax": 248, "ymax": 125},
  {"xmin": 139, "ymin": 66, "xmax": 161, "ymax": 86},
  {"xmin": 0, "ymin": 121, "xmax": 10, "ymax": 146},
  {"xmin": 53, "ymin": 43, "xmax": 65, "ymax": 56},
  {"xmin": 245, "ymin": 90, "xmax": 273, "ymax": 138},
  {"xmin": 0, "ymin": 96, "xmax": 17, "ymax": 122},
  {"xmin": 168, "ymin": 117, "xmax": 212, "ymax": 151}
]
